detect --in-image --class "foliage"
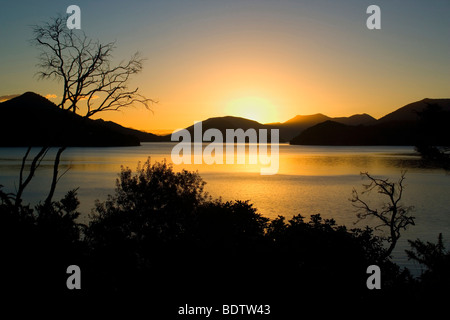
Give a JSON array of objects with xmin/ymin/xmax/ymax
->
[
  {"xmin": 88, "ymin": 159, "xmax": 208, "ymax": 245},
  {"xmin": 0, "ymin": 162, "xmax": 445, "ymax": 306},
  {"xmin": 406, "ymin": 233, "xmax": 450, "ymax": 297},
  {"xmin": 415, "ymin": 103, "xmax": 450, "ymax": 170},
  {"xmin": 13, "ymin": 13, "xmax": 155, "ymax": 212},
  {"xmin": 84, "ymin": 163, "xmax": 410, "ymax": 302},
  {"xmin": 0, "ymin": 186, "xmax": 84, "ymax": 296}
]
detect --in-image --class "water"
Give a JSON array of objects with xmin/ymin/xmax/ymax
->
[{"xmin": 1, "ymin": 143, "xmax": 449, "ymax": 275}]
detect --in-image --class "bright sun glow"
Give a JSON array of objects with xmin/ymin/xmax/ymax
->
[{"xmin": 225, "ymin": 96, "xmax": 278, "ymax": 124}]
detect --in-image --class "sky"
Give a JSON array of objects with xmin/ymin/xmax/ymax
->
[{"xmin": 1, "ymin": 0, "xmax": 449, "ymax": 133}]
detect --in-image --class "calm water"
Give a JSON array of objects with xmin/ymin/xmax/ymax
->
[{"xmin": 1, "ymin": 143, "xmax": 449, "ymax": 275}]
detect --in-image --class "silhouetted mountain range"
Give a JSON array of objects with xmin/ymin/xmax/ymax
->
[
  {"xmin": 1, "ymin": 92, "xmax": 449, "ymax": 146},
  {"xmin": 290, "ymin": 98, "xmax": 450, "ymax": 145},
  {"xmin": 0, "ymin": 92, "xmax": 166, "ymax": 146},
  {"xmin": 171, "ymin": 116, "xmax": 277, "ymax": 141},
  {"xmin": 267, "ymin": 113, "xmax": 375, "ymax": 141},
  {"xmin": 169, "ymin": 113, "xmax": 376, "ymax": 143},
  {"xmin": 378, "ymin": 98, "xmax": 450, "ymax": 123}
]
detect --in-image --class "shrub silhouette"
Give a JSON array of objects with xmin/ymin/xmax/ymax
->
[
  {"xmin": 85, "ymin": 159, "xmax": 271, "ymax": 296},
  {"xmin": 414, "ymin": 103, "xmax": 450, "ymax": 170},
  {"xmin": 0, "ymin": 186, "xmax": 84, "ymax": 297},
  {"xmin": 406, "ymin": 234, "xmax": 450, "ymax": 302},
  {"xmin": 85, "ymin": 159, "xmax": 208, "ymax": 293},
  {"xmin": 89, "ymin": 159, "xmax": 207, "ymax": 243},
  {"xmin": 84, "ymin": 160, "xmax": 411, "ymax": 305},
  {"xmin": 1, "ymin": 160, "xmax": 442, "ymax": 310}
]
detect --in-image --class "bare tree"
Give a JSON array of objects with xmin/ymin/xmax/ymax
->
[
  {"xmin": 14, "ymin": 15, "xmax": 154, "ymax": 208},
  {"xmin": 350, "ymin": 171, "xmax": 415, "ymax": 260},
  {"xmin": 32, "ymin": 15, "xmax": 152, "ymax": 116},
  {"xmin": 15, "ymin": 146, "xmax": 49, "ymax": 207}
]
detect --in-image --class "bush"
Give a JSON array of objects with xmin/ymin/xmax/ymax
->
[
  {"xmin": 0, "ymin": 186, "xmax": 84, "ymax": 296},
  {"xmin": 406, "ymin": 234, "xmax": 450, "ymax": 302},
  {"xmin": 0, "ymin": 160, "xmax": 425, "ymax": 308},
  {"xmin": 83, "ymin": 160, "xmax": 409, "ymax": 303}
]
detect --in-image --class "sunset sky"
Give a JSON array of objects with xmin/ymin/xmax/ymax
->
[{"xmin": 1, "ymin": 0, "xmax": 450, "ymax": 133}]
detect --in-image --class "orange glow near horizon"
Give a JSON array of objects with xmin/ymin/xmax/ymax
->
[
  {"xmin": 3, "ymin": 2, "xmax": 450, "ymax": 133},
  {"xmin": 225, "ymin": 96, "xmax": 279, "ymax": 124}
]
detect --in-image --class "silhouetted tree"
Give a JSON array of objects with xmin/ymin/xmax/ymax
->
[
  {"xmin": 14, "ymin": 13, "xmax": 154, "ymax": 208},
  {"xmin": 264, "ymin": 212, "xmax": 412, "ymax": 307},
  {"xmin": 1, "ymin": 185, "xmax": 85, "ymax": 295},
  {"xmin": 351, "ymin": 171, "xmax": 415, "ymax": 260},
  {"xmin": 89, "ymin": 159, "xmax": 208, "ymax": 243},
  {"xmin": 32, "ymin": 16, "xmax": 153, "ymax": 116},
  {"xmin": 406, "ymin": 234, "xmax": 450, "ymax": 303},
  {"xmin": 406, "ymin": 234, "xmax": 450, "ymax": 280},
  {"xmin": 415, "ymin": 103, "xmax": 450, "ymax": 170},
  {"xmin": 85, "ymin": 159, "xmax": 208, "ymax": 292},
  {"xmin": 3, "ymin": 160, "xmax": 423, "ymax": 307}
]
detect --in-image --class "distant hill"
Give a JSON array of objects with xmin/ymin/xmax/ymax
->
[
  {"xmin": 166, "ymin": 113, "xmax": 376, "ymax": 143},
  {"xmin": 290, "ymin": 98, "xmax": 450, "ymax": 146},
  {"xmin": 171, "ymin": 116, "xmax": 270, "ymax": 138},
  {"xmin": 3, "ymin": 92, "xmax": 447, "ymax": 147},
  {"xmin": 378, "ymin": 98, "xmax": 450, "ymax": 123},
  {"xmin": 93, "ymin": 119, "xmax": 168, "ymax": 142},
  {"xmin": 273, "ymin": 113, "xmax": 375, "ymax": 141},
  {"xmin": 271, "ymin": 113, "xmax": 329, "ymax": 141},
  {"xmin": 290, "ymin": 120, "xmax": 418, "ymax": 145},
  {"xmin": 0, "ymin": 92, "xmax": 167, "ymax": 147},
  {"xmin": 332, "ymin": 113, "xmax": 376, "ymax": 126},
  {"xmin": 182, "ymin": 116, "xmax": 267, "ymax": 133}
]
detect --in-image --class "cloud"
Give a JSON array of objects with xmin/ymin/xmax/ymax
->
[
  {"xmin": 0, "ymin": 94, "xmax": 21, "ymax": 103},
  {"xmin": 42, "ymin": 94, "xmax": 100, "ymax": 101},
  {"xmin": 78, "ymin": 95, "xmax": 99, "ymax": 101}
]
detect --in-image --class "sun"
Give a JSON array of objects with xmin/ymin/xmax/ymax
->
[{"xmin": 225, "ymin": 96, "xmax": 278, "ymax": 124}]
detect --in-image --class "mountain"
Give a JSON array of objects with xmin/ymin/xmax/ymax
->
[
  {"xmin": 272, "ymin": 113, "xmax": 330, "ymax": 141},
  {"xmin": 165, "ymin": 115, "xmax": 278, "ymax": 142},
  {"xmin": 273, "ymin": 113, "xmax": 375, "ymax": 141},
  {"xmin": 332, "ymin": 113, "xmax": 376, "ymax": 126},
  {"xmin": 166, "ymin": 113, "xmax": 377, "ymax": 143},
  {"xmin": 378, "ymin": 98, "xmax": 450, "ymax": 123},
  {"xmin": 290, "ymin": 98, "xmax": 450, "ymax": 146},
  {"xmin": 4, "ymin": 92, "xmax": 445, "ymax": 147},
  {"xmin": 93, "ymin": 119, "xmax": 168, "ymax": 142},
  {"xmin": 182, "ymin": 116, "xmax": 267, "ymax": 133},
  {"xmin": 290, "ymin": 120, "xmax": 418, "ymax": 145},
  {"xmin": 281, "ymin": 113, "xmax": 330, "ymax": 126},
  {"xmin": 0, "ymin": 92, "xmax": 167, "ymax": 147},
  {"xmin": 290, "ymin": 121, "xmax": 364, "ymax": 145}
]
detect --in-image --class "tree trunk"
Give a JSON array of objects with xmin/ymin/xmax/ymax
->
[
  {"xmin": 15, "ymin": 146, "xmax": 49, "ymax": 208},
  {"xmin": 44, "ymin": 146, "xmax": 66, "ymax": 207}
]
